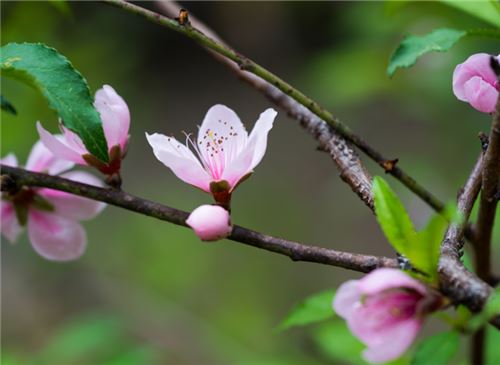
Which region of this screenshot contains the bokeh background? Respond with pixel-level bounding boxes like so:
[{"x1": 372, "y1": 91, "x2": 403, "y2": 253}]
[{"x1": 1, "y1": 1, "x2": 499, "y2": 364}]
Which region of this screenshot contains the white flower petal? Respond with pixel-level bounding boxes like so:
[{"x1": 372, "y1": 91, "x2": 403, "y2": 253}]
[{"x1": 146, "y1": 132, "x2": 211, "y2": 192}]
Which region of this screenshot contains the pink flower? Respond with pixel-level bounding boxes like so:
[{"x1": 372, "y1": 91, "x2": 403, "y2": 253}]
[
  {"x1": 37, "y1": 84, "x2": 130, "y2": 174},
  {"x1": 453, "y1": 53, "x2": 500, "y2": 113},
  {"x1": 333, "y1": 268, "x2": 442, "y2": 364},
  {"x1": 1, "y1": 141, "x2": 105, "y2": 261},
  {"x1": 146, "y1": 104, "x2": 277, "y2": 205},
  {"x1": 186, "y1": 204, "x2": 232, "y2": 241}
]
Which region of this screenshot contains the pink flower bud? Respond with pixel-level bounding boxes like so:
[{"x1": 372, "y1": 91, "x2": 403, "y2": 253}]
[
  {"x1": 186, "y1": 204, "x2": 232, "y2": 241},
  {"x1": 333, "y1": 268, "x2": 442, "y2": 364},
  {"x1": 453, "y1": 53, "x2": 500, "y2": 113},
  {"x1": 37, "y1": 84, "x2": 130, "y2": 174}
]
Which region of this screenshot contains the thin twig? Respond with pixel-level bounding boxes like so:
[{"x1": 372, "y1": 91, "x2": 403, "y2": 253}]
[
  {"x1": 103, "y1": 0, "x2": 444, "y2": 213},
  {"x1": 0, "y1": 164, "x2": 396, "y2": 273}
]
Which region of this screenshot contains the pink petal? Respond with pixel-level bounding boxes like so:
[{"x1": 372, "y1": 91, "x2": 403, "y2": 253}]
[
  {"x1": 40, "y1": 171, "x2": 106, "y2": 221},
  {"x1": 25, "y1": 139, "x2": 75, "y2": 175},
  {"x1": 37, "y1": 122, "x2": 87, "y2": 165},
  {"x1": 186, "y1": 204, "x2": 232, "y2": 241},
  {"x1": 247, "y1": 108, "x2": 277, "y2": 169},
  {"x1": 463, "y1": 76, "x2": 498, "y2": 113},
  {"x1": 362, "y1": 318, "x2": 421, "y2": 364},
  {"x1": 197, "y1": 104, "x2": 248, "y2": 173},
  {"x1": 358, "y1": 268, "x2": 427, "y2": 296},
  {"x1": 94, "y1": 85, "x2": 130, "y2": 150},
  {"x1": 28, "y1": 210, "x2": 86, "y2": 261},
  {"x1": 1, "y1": 201, "x2": 23, "y2": 243},
  {"x1": 333, "y1": 280, "x2": 361, "y2": 319},
  {"x1": 453, "y1": 53, "x2": 500, "y2": 101},
  {"x1": 1, "y1": 153, "x2": 18, "y2": 167},
  {"x1": 61, "y1": 124, "x2": 88, "y2": 155},
  {"x1": 146, "y1": 132, "x2": 211, "y2": 192},
  {"x1": 220, "y1": 108, "x2": 276, "y2": 188}
]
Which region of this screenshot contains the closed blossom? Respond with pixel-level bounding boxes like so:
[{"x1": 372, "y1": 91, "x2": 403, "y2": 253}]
[
  {"x1": 453, "y1": 53, "x2": 500, "y2": 113},
  {"x1": 37, "y1": 84, "x2": 130, "y2": 174}
]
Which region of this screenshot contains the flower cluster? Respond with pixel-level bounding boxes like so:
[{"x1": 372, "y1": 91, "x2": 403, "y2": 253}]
[{"x1": 1, "y1": 84, "x2": 130, "y2": 260}]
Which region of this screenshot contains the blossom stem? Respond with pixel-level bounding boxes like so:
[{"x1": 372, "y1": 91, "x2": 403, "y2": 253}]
[{"x1": 102, "y1": 0, "x2": 445, "y2": 214}]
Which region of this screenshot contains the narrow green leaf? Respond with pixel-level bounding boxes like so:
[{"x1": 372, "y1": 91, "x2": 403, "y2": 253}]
[
  {"x1": 1, "y1": 95, "x2": 17, "y2": 115},
  {"x1": 387, "y1": 28, "x2": 466, "y2": 77},
  {"x1": 0, "y1": 43, "x2": 109, "y2": 162},
  {"x1": 411, "y1": 331, "x2": 460, "y2": 365},
  {"x1": 279, "y1": 290, "x2": 335, "y2": 330},
  {"x1": 440, "y1": 0, "x2": 500, "y2": 27},
  {"x1": 373, "y1": 176, "x2": 416, "y2": 254},
  {"x1": 409, "y1": 213, "x2": 448, "y2": 282}
]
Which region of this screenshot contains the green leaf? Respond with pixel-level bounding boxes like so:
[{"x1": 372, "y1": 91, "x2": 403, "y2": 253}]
[
  {"x1": 373, "y1": 176, "x2": 416, "y2": 253},
  {"x1": 411, "y1": 331, "x2": 460, "y2": 365},
  {"x1": 279, "y1": 290, "x2": 335, "y2": 330},
  {"x1": 1, "y1": 95, "x2": 17, "y2": 115},
  {"x1": 387, "y1": 28, "x2": 466, "y2": 77},
  {"x1": 410, "y1": 213, "x2": 448, "y2": 282},
  {"x1": 1, "y1": 43, "x2": 109, "y2": 162},
  {"x1": 440, "y1": 0, "x2": 500, "y2": 28},
  {"x1": 373, "y1": 176, "x2": 450, "y2": 280}
]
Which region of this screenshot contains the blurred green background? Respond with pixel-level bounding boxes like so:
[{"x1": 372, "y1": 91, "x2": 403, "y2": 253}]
[{"x1": 1, "y1": 1, "x2": 499, "y2": 364}]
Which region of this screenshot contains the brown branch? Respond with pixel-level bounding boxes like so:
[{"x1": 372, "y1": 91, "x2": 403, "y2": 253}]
[
  {"x1": 0, "y1": 164, "x2": 396, "y2": 273},
  {"x1": 438, "y1": 155, "x2": 500, "y2": 330}
]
